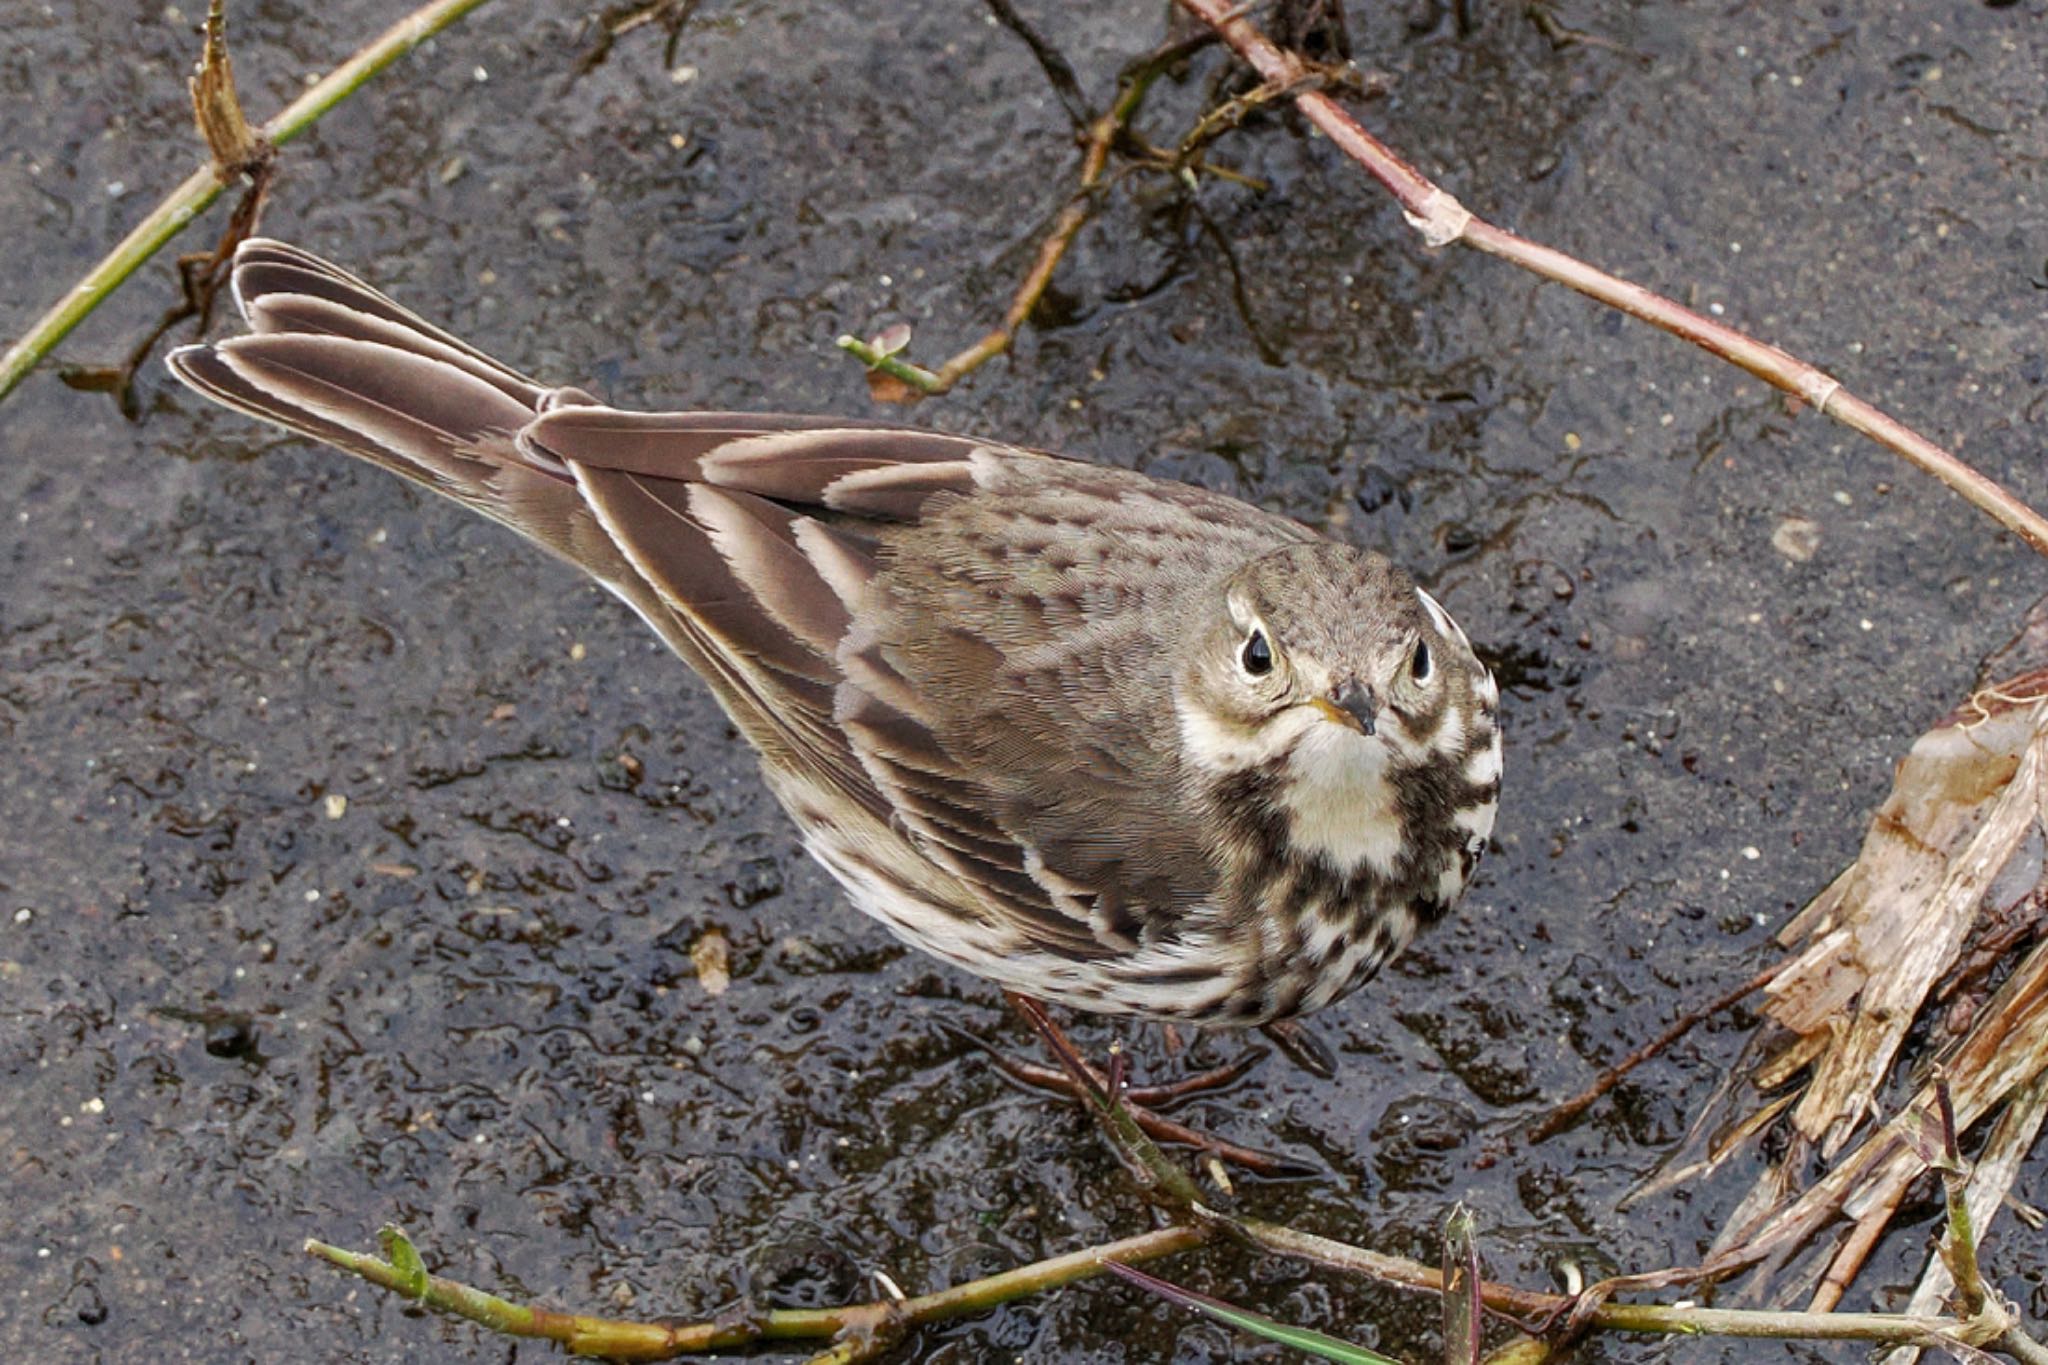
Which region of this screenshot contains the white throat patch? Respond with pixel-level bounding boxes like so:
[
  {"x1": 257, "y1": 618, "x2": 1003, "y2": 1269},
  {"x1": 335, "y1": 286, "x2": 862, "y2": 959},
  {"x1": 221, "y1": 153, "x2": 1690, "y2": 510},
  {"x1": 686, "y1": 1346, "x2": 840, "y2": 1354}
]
[{"x1": 1277, "y1": 724, "x2": 1404, "y2": 877}]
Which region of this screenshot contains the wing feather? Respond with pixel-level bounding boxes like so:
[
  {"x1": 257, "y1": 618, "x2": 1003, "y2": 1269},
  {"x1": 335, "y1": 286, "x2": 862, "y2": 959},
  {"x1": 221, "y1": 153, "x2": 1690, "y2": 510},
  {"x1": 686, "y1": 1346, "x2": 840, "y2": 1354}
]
[{"x1": 170, "y1": 239, "x2": 1280, "y2": 973}]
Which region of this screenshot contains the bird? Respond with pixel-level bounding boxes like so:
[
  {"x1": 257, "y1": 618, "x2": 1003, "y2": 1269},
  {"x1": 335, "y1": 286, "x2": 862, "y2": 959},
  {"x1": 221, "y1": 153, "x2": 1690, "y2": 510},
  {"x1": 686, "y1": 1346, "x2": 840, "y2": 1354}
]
[{"x1": 167, "y1": 239, "x2": 1501, "y2": 1033}]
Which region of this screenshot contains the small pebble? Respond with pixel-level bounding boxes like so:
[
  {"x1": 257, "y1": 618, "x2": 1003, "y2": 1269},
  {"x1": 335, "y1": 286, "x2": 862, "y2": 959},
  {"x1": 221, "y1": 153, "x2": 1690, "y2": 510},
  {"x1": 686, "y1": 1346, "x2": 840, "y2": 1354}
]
[{"x1": 1771, "y1": 515, "x2": 1822, "y2": 562}]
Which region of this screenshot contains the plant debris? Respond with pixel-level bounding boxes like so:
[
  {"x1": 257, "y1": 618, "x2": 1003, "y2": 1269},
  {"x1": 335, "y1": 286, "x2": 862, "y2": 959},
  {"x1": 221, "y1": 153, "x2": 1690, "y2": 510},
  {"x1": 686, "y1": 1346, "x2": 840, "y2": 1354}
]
[{"x1": 1638, "y1": 648, "x2": 2048, "y2": 1319}]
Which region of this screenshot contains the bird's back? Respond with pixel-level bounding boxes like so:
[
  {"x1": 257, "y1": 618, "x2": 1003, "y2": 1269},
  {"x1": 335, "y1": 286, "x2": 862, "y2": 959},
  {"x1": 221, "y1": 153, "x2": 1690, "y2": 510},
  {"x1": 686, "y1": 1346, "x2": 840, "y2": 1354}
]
[{"x1": 169, "y1": 239, "x2": 1341, "y2": 1021}]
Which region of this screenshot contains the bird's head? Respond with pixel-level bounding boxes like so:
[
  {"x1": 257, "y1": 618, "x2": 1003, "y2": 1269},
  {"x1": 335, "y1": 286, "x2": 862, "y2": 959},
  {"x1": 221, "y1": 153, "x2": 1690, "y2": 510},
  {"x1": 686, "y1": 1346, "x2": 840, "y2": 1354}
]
[{"x1": 1175, "y1": 542, "x2": 1500, "y2": 876}]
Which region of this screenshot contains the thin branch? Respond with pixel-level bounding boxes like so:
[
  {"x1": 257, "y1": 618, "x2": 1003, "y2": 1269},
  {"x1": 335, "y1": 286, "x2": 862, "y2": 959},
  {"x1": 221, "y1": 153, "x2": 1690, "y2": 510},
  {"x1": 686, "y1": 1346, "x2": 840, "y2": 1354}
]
[
  {"x1": 982, "y1": 0, "x2": 1090, "y2": 130},
  {"x1": 1810, "y1": 1178, "x2": 1910, "y2": 1314},
  {"x1": 0, "y1": 0, "x2": 496, "y2": 406},
  {"x1": 58, "y1": 2, "x2": 279, "y2": 416},
  {"x1": 1936, "y1": 1075, "x2": 1992, "y2": 1322},
  {"x1": 1169, "y1": 0, "x2": 2048, "y2": 559},
  {"x1": 308, "y1": 1221, "x2": 1210, "y2": 1360},
  {"x1": 842, "y1": 61, "x2": 1161, "y2": 400},
  {"x1": 571, "y1": 0, "x2": 700, "y2": 80},
  {"x1": 1526, "y1": 958, "x2": 1787, "y2": 1143},
  {"x1": 839, "y1": 30, "x2": 1223, "y2": 400},
  {"x1": 312, "y1": 1206, "x2": 2045, "y2": 1362},
  {"x1": 1004, "y1": 992, "x2": 1222, "y2": 1211},
  {"x1": 1443, "y1": 1206, "x2": 1483, "y2": 1365}
]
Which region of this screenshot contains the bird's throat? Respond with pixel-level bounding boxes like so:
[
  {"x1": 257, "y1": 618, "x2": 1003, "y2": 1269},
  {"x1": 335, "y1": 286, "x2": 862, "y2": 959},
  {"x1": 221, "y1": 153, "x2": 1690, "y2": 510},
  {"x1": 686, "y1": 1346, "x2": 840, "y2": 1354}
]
[{"x1": 1275, "y1": 726, "x2": 1405, "y2": 879}]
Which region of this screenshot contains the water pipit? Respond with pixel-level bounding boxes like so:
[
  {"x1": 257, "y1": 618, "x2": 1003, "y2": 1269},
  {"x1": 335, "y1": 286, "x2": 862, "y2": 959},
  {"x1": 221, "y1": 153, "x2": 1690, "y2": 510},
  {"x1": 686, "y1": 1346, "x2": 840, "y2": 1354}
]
[{"x1": 169, "y1": 240, "x2": 1501, "y2": 1067}]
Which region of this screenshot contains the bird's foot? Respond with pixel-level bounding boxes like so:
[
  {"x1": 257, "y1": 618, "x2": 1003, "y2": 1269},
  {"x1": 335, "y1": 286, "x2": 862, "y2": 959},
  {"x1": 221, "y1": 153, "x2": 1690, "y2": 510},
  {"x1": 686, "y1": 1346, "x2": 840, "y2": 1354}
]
[{"x1": 946, "y1": 999, "x2": 1318, "y2": 1179}]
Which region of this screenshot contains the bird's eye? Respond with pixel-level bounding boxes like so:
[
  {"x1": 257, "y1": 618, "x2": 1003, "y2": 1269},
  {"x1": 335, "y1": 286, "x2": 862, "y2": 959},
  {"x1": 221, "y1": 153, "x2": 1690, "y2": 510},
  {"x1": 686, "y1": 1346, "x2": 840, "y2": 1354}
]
[
  {"x1": 1410, "y1": 639, "x2": 1433, "y2": 683},
  {"x1": 1241, "y1": 629, "x2": 1273, "y2": 677}
]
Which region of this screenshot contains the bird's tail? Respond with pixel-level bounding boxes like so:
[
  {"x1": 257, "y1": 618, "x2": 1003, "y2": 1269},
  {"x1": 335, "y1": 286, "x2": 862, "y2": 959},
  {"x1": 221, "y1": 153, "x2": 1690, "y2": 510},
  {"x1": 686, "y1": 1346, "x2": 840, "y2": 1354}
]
[{"x1": 166, "y1": 239, "x2": 592, "y2": 536}]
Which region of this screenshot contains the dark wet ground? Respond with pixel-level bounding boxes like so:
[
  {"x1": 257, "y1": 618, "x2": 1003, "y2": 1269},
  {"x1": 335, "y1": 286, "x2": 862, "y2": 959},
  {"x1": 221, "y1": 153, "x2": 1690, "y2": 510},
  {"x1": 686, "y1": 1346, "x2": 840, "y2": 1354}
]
[{"x1": 5, "y1": 1, "x2": 2048, "y2": 1360}]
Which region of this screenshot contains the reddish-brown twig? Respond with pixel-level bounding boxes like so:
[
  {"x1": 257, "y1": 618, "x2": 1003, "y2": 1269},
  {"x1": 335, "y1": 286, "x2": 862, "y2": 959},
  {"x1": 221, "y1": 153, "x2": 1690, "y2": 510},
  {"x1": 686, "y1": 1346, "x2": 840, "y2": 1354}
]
[
  {"x1": 1526, "y1": 958, "x2": 1788, "y2": 1144},
  {"x1": 1172, "y1": 0, "x2": 2048, "y2": 559}
]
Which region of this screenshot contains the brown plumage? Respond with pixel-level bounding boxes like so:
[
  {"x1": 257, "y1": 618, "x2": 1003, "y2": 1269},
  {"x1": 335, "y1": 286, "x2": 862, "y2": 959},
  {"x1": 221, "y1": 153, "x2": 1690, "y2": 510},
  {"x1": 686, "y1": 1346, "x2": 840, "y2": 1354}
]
[{"x1": 169, "y1": 240, "x2": 1501, "y2": 1027}]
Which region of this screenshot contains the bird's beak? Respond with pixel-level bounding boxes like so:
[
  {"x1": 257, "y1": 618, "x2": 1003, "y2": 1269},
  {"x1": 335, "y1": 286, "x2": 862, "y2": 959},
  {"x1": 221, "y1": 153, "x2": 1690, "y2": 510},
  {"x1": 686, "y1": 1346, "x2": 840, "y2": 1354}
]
[{"x1": 1312, "y1": 681, "x2": 1379, "y2": 736}]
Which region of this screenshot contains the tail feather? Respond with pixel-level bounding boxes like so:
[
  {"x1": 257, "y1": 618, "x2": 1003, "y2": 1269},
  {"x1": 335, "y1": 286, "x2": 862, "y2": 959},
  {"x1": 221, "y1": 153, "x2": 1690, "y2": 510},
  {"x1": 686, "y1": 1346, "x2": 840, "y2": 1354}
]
[
  {"x1": 166, "y1": 239, "x2": 587, "y2": 532},
  {"x1": 239, "y1": 289, "x2": 545, "y2": 414},
  {"x1": 227, "y1": 239, "x2": 545, "y2": 405},
  {"x1": 166, "y1": 340, "x2": 397, "y2": 473},
  {"x1": 206, "y1": 331, "x2": 538, "y2": 494}
]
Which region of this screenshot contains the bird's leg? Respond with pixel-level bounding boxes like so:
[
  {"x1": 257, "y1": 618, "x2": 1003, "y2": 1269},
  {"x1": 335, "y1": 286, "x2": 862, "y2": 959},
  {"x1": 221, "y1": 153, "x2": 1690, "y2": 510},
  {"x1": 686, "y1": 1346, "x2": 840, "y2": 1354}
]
[
  {"x1": 979, "y1": 1045, "x2": 1266, "y2": 1108},
  {"x1": 993, "y1": 993, "x2": 1316, "y2": 1178}
]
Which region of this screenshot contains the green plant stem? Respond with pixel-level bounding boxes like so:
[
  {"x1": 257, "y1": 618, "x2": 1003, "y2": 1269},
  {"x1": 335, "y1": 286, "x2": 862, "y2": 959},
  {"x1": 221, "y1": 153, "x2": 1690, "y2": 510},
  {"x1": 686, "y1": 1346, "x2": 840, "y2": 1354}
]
[
  {"x1": 1935, "y1": 1077, "x2": 1992, "y2": 1322},
  {"x1": 0, "y1": 0, "x2": 495, "y2": 406},
  {"x1": 311, "y1": 1214, "x2": 2048, "y2": 1361},
  {"x1": 1234, "y1": 1219, "x2": 2033, "y2": 1350},
  {"x1": 832, "y1": 335, "x2": 944, "y2": 393},
  {"x1": 308, "y1": 1223, "x2": 1210, "y2": 1360}
]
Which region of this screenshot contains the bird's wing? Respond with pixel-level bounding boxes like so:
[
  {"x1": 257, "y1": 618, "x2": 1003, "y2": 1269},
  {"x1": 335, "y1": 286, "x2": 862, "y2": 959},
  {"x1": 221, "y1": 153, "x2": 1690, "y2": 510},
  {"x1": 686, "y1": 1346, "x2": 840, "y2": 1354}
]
[
  {"x1": 169, "y1": 238, "x2": 1294, "y2": 962},
  {"x1": 526, "y1": 408, "x2": 1301, "y2": 958}
]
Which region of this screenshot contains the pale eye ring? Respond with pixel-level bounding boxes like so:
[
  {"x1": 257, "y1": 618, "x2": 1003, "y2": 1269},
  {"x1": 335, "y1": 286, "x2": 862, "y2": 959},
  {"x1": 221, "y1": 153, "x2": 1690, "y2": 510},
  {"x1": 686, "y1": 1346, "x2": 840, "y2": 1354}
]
[
  {"x1": 1410, "y1": 639, "x2": 1433, "y2": 683},
  {"x1": 1241, "y1": 629, "x2": 1274, "y2": 677}
]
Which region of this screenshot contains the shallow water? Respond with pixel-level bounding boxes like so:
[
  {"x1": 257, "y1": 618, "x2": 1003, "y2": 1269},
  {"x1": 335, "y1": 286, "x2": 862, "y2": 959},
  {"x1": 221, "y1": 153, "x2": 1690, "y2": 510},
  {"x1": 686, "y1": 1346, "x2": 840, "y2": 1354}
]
[{"x1": 4, "y1": 2, "x2": 2046, "y2": 1359}]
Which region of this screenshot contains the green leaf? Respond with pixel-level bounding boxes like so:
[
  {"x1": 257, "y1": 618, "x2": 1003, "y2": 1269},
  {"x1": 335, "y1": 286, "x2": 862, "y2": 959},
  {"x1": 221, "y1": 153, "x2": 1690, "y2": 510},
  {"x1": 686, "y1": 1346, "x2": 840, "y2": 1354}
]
[
  {"x1": 1103, "y1": 1260, "x2": 1405, "y2": 1365},
  {"x1": 378, "y1": 1224, "x2": 429, "y2": 1300}
]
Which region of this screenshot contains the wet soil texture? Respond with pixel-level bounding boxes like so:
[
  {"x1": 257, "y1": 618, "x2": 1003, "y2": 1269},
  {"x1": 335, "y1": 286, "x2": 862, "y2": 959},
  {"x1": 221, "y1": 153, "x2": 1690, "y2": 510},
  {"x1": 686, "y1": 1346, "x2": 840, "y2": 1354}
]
[{"x1": 4, "y1": 1, "x2": 2046, "y2": 1360}]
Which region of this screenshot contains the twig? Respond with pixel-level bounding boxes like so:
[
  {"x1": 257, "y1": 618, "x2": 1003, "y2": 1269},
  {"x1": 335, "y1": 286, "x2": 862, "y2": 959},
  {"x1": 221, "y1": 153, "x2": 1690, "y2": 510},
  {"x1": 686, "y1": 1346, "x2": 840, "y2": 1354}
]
[
  {"x1": 837, "y1": 26, "x2": 1232, "y2": 402},
  {"x1": 310, "y1": 1199, "x2": 2044, "y2": 1360},
  {"x1": 572, "y1": 0, "x2": 699, "y2": 79},
  {"x1": 1523, "y1": 3, "x2": 1648, "y2": 60},
  {"x1": 839, "y1": 57, "x2": 1164, "y2": 400},
  {"x1": 1004, "y1": 992, "x2": 1220, "y2": 1211},
  {"x1": 1169, "y1": 0, "x2": 2048, "y2": 559},
  {"x1": 0, "y1": 0, "x2": 495, "y2": 406},
  {"x1": 982, "y1": 0, "x2": 1090, "y2": 130},
  {"x1": 308, "y1": 1221, "x2": 1210, "y2": 1360},
  {"x1": 1526, "y1": 958, "x2": 1787, "y2": 1143},
  {"x1": 1443, "y1": 1206, "x2": 1483, "y2": 1365},
  {"x1": 1231, "y1": 1218, "x2": 2020, "y2": 1351},
  {"x1": 1810, "y1": 1178, "x2": 1910, "y2": 1314},
  {"x1": 57, "y1": 0, "x2": 276, "y2": 417},
  {"x1": 1936, "y1": 1075, "x2": 1991, "y2": 1321},
  {"x1": 1190, "y1": 197, "x2": 1284, "y2": 365},
  {"x1": 836, "y1": 26, "x2": 1247, "y2": 402}
]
